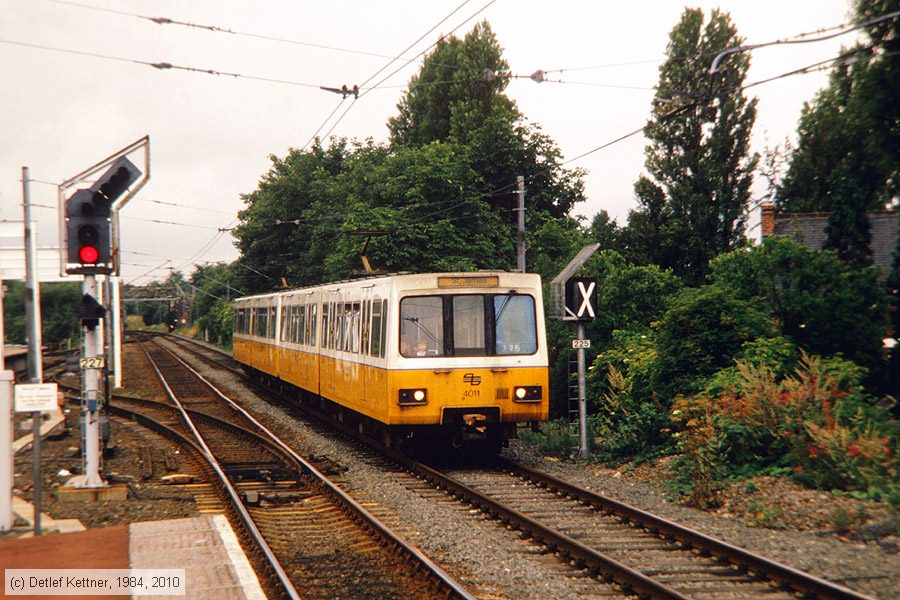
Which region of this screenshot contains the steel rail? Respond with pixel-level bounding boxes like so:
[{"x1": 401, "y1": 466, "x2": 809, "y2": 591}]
[
  {"x1": 151, "y1": 338, "x2": 477, "y2": 600},
  {"x1": 150, "y1": 333, "x2": 876, "y2": 600},
  {"x1": 174, "y1": 333, "x2": 685, "y2": 599},
  {"x1": 498, "y1": 458, "x2": 876, "y2": 600},
  {"x1": 136, "y1": 341, "x2": 303, "y2": 600},
  {"x1": 382, "y1": 448, "x2": 690, "y2": 600},
  {"x1": 109, "y1": 393, "x2": 301, "y2": 473}
]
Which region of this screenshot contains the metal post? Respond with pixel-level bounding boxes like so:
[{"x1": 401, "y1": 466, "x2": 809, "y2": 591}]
[
  {"x1": 79, "y1": 275, "x2": 106, "y2": 488},
  {"x1": 111, "y1": 277, "x2": 122, "y2": 389},
  {"x1": 576, "y1": 322, "x2": 590, "y2": 459},
  {"x1": 0, "y1": 273, "x2": 13, "y2": 530},
  {"x1": 0, "y1": 371, "x2": 13, "y2": 532},
  {"x1": 23, "y1": 166, "x2": 45, "y2": 534},
  {"x1": 516, "y1": 175, "x2": 525, "y2": 272},
  {"x1": 23, "y1": 167, "x2": 44, "y2": 384}
]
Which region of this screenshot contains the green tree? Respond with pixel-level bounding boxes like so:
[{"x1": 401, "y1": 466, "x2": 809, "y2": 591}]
[
  {"x1": 232, "y1": 140, "x2": 351, "y2": 292},
  {"x1": 389, "y1": 21, "x2": 584, "y2": 224},
  {"x1": 324, "y1": 141, "x2": 513, "y2": 275},
  {"x1": 1, "y1": 281, "x2": 81, "y2": 349},
  {"x1": 627, "y1": 8, "x2": 758, "y2": 283},
  {"x1": 653, "y1": 285, "x2": 774, "y2": 402},
  {"x1": 233, "y1": 22, "x2": 585, "y2": 289},
  {"x1": 777, "y1": 1, "x2": 899, "y2": 265},
  {"x1": 708, "y1": 237, "x2": 889, "y2": 371},
  {"x1": 589, "y1": 210, "x2": 624, "y2": 253},
  {"x1": 190, "y1": 262, "x2": 241, "y2": 346}
]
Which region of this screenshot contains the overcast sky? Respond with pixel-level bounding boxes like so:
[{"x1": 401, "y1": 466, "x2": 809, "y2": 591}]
[{"x1": 0, "y1": 0, "x2": 855, "y2": 285}]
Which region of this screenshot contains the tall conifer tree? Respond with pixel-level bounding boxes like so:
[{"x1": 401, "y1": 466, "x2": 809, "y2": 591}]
[{"x1": 627, "y1": 8, "x2": 757, "y2": 284}]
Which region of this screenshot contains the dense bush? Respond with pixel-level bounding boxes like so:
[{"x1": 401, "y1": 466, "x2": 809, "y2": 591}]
[
  {"x1": 708, "y1": 237, "x2": 889, "y2": 371},
  {"x1": 587, "y1": 330, "x2": 662, "y2": 459},
  {"x1": 652, "y1": 285, "x2": 775, "y2": 403},
  {"x1": 670, "y1": 352, "x2": 898, "y2": 507}
]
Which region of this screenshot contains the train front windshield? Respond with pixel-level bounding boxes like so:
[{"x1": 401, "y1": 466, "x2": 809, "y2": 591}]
[{"x1": 399, "y1": 294, "x2": 537, "y2": 357}]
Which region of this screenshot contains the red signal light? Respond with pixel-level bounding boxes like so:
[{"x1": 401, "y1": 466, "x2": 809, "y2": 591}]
[{"x1": 79, "y1": 245, "x2": 100, "y2": 263}]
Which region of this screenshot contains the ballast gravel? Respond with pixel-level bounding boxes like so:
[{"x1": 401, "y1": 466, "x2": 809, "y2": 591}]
[{"x1": 183, "y1": 346, "x2": 898, "y2": 600}]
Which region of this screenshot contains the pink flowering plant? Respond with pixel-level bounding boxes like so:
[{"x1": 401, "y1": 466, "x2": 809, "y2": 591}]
[{"x1": 671, "y1": 351, "x2": 898, "y2": 506}]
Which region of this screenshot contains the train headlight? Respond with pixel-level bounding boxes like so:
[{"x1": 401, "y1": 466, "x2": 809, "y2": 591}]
[
  {"x1": 513, "y1": 386, "x2": 542, "y2": 402},
  {"x1": 399, "y1": 388, "x2": 428, "y2": 405}
]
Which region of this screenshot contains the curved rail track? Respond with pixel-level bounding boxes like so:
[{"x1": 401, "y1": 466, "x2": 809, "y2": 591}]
[
  {"x1": 134, "y1": 333, "x2": 879, "y2": 600},
  {"x1": 120, "y1": 335, "x2": 476, "y2": 600}
]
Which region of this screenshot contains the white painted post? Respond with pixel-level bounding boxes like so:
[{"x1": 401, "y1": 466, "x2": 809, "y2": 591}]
[{"x1": 0, "y1": 371, "x2": 14, "y2": 532}]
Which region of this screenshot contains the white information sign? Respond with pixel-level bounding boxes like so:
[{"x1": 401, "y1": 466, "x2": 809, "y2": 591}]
[
  {"x1": 14, "y1": 383, "x2": 59, "y2": 413},
  {"x1": 571, "y1": 339, "x2": 591, "y2": 349}
]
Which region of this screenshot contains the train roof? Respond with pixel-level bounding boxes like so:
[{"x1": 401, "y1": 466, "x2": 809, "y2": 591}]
[{"x1": 233, "y1": 271, "x2": 542, "y2": 303}]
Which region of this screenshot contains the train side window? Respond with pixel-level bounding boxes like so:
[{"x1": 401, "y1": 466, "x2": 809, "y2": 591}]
[
  {"x1": 334, "y1": 303, "x2": 345, "y2": 351},
  {"x1": 400, "y1": 296, "x2": 444, "y2": 357},
  {"x1": 254, "y1": 308, "x2": 266, "y2": 337},
  {"x1": 329, "y1": 302, "x2": 338, "y2": 350},
  {"x1": 268, "y1": 306, "x2": 277, "y2": 339},
  {"x1": 361, "y1": 301, "x2": 370, "y2": 355},
  {"x1": 370, "y1": 299, "x2": 383, "y2": 358},
  {"x1": 296, "y1": 304, "x2": 308, "y2": 344},
  {"x1": 309, "y1": 304, "x2": 318, "y2": 347},
  {"x1": 321, "y1": 304, "x2": 330, "y2": 348},
  {"x1": 348, "y1": 302, "x2": 361, "y2": 353},
  {"x1": 281, "y1": 305, "x2": 291, "y2": 342},
  {"x1": 379, "y1": 299, "x2": 388, "y2": 357}
]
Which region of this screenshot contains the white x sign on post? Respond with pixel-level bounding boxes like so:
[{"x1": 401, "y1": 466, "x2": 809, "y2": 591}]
[
  {"x1": 576, "y1": 281, "x2": 596, "y2": 318},
  {"x1": 564, "y1": 277, "x2": 597, "y2": 321}
]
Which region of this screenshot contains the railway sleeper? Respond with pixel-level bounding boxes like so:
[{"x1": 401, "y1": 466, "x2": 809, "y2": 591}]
[{"x1": 219, "y1": 460, "x2": 297, "y2": 482}]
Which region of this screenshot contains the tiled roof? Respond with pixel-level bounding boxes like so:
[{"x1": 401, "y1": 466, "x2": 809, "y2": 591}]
[{"x1": 769, "y1": 210, "x2": 898, "y2": 280}]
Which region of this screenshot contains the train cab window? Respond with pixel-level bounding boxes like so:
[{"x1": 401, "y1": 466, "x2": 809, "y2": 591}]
[
  {"x1": 452, "y1": 295, "x2": 485, "y2": 357},
  {"x1": 494, "y1": 295, "x2": 537, "y2": 355},
  {"x1": 400, "y1": 297, "x2": 444, "y2": 357},
  {"x1": 400, "y1": 293, "x2": 537, "y2": 357}
]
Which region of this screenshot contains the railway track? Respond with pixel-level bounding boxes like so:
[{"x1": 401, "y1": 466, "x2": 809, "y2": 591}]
[
  {"x1": 138, "y1": 333, "x2": 882, "y2": 599},
  {"x1": 424, "y1": 459, "x2": 876, "y2": 599},
  {"x1": 125, "y1": 336, "x2": 475, "y2": 600}
]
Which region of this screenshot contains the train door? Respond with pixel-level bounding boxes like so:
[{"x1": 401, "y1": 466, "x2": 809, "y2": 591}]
[
  {"x1": 360, "y1": 286, "x2": 373, "y2": 408},
  {"x1": 319, "y1": 291, "x2": 337, "y2": 399}
]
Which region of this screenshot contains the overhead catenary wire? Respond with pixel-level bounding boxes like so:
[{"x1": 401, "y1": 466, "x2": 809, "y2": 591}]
[
  {"x1": 0, "y1": 37, "x2": 325, "y2": 89},
  {"x1": 42, "y1": 0, "x2": 453, "y2": 66},
  {"x1": 19, "y1": 6, "x2": 893, "y2": 281},
  {"x1": 710, "y1": 8, "x2": 900, "y2": 74},
  {"x1": 303, "y1": 0, "x2": 500, "y2": 149},
  {"x1": 175, "y1": 36, "x2": 887, "y2": 259},
  {"x1": 144, "y1": 198, "x2": 236, "y2": 215}
]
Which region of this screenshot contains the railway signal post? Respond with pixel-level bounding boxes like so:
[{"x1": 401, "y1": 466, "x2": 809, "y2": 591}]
[
  {"x1": 550, "y1": 243, "x2": 600, "y2": 460},
  {"x1": 62, "y1": 154, "x2": 142, "y2": 489}
]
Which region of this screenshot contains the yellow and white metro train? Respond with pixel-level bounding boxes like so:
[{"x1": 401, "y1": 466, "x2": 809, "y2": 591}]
[{"x1": 232, "y1": 271, "x2": 549, "y2": 451}]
